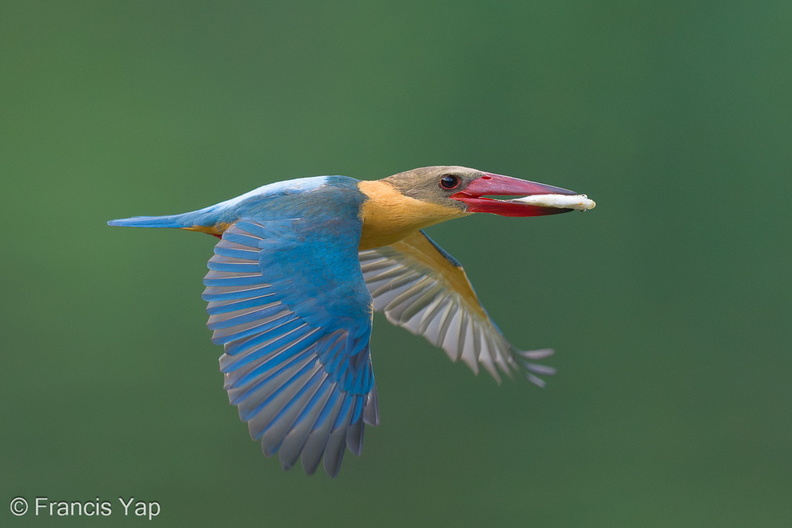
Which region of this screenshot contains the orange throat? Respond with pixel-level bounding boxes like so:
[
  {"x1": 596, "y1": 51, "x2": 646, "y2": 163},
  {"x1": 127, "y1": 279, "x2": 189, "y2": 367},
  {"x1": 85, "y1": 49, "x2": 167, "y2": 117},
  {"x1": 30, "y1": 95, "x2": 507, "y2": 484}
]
[{"x1": 357, "y1": 180, "x2": 468, "y2": 250}]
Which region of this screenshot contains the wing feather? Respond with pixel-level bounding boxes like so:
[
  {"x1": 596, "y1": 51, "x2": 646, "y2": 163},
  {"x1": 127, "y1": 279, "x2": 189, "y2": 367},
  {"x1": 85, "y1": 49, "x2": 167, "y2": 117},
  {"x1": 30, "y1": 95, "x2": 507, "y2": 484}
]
[
  {"x1": 204, "y1": 215, "x2": 376, "y2": 477},
  {"x1": 359, "y1": 230, "x2": 555, "y2": 385}
]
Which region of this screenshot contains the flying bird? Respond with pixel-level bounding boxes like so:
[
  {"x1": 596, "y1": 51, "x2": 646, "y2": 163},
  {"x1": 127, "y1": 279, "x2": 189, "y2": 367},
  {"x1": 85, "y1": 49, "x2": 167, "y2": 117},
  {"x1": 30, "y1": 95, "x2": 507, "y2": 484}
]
[{"x1": 108, "y1": 166, "x2": 595, "y2": 476}]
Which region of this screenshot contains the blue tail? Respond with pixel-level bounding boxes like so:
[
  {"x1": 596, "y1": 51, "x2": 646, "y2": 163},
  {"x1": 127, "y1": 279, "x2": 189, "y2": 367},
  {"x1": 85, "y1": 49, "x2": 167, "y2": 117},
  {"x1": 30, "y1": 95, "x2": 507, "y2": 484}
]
[
  {"x1": 107, "y1": 201, "x2": 229, "y2": 230},
  {"x1": 107, "y1": 214, "x2": 196, "y2": 229}
]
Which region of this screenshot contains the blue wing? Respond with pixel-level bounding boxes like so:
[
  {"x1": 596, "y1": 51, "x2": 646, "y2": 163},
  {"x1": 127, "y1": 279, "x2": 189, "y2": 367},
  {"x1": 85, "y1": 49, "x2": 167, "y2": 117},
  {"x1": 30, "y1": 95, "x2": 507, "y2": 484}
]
[{"x1": 203, "y1": 217, "x2": 377, "y2": 477}]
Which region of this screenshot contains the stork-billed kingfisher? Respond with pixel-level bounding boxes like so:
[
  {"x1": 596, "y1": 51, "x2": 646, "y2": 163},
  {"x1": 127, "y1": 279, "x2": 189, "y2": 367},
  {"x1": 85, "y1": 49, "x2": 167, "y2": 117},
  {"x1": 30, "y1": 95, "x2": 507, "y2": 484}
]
[{"x1": 108, "y1": 166, "x2": 595, "y2": 476}]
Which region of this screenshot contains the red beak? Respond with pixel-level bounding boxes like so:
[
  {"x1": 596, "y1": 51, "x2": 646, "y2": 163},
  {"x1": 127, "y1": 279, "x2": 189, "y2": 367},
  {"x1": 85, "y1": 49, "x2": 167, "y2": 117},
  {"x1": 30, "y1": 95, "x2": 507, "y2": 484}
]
[{"x1": 451, "y1": 172, "x2": 580, "y2": 217}]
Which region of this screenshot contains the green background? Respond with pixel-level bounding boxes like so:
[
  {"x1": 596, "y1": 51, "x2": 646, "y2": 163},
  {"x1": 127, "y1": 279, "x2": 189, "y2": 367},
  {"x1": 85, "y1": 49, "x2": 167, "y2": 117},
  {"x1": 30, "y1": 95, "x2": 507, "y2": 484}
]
[{"x1": 2, "y1": 1, "x2": 791, "y2": 526}]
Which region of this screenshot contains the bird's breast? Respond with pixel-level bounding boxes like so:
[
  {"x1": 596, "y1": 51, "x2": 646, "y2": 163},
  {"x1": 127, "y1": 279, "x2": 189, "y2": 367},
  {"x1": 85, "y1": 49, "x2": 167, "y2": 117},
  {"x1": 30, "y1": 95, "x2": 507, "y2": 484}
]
[{"x1": 357, "y1": 180, "x2": 468, "y2": 250}]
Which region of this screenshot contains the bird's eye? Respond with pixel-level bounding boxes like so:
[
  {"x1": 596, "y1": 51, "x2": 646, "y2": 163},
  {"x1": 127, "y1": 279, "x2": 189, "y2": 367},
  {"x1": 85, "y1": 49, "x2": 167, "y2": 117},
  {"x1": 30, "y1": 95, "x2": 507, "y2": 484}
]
[{"x1": 439, "y1": 175, "x2": 461, "y2": 190}]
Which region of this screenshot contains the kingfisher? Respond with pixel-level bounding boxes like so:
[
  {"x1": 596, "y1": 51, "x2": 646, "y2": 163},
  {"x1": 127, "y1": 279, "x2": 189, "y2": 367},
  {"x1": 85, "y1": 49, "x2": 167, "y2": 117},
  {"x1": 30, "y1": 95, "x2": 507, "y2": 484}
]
[{"x1": 108, "y1": 166, "x2": 595, "y2": 476}]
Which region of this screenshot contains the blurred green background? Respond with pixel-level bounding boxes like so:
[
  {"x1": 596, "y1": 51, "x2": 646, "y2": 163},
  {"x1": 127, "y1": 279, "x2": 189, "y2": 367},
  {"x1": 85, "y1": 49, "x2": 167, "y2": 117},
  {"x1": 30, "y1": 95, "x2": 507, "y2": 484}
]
[{"x1": 2, "y1": 1, "x2": 791, "y2": 526}]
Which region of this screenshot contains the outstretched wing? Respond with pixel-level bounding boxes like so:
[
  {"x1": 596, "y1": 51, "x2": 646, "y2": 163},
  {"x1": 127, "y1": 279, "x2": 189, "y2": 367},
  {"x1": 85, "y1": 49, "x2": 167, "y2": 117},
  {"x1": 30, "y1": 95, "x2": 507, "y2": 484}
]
[
  {"x1": 358, "y1": 230, "x2": 555, "y2": 385},
  {"x1": 203, "y1": 218, "x2": 377, "y2": 477}
]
